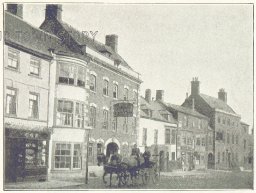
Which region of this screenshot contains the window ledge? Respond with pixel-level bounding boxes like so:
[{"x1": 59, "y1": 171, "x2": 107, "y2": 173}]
[
  {"x1": 5, "y1": 66, "x2": 21, "y2": 73},
  {"x1": 28, "y1": 74, "x2": 42, "y2": 79},
  {"x1": 57, "y1": 83, "x2": 86, "y2": 90}
]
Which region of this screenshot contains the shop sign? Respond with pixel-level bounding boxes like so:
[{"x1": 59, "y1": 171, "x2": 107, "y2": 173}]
[{"x1": 114, "y1": 102, "x2": 133, "y2": 117}]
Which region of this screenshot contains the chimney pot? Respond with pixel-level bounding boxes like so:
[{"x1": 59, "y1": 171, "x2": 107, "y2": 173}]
[
  {"x1": 156, "y1": 90, "x2": 164, "y2": 102},
  {"x1": 7, "y1": 4, "x2": 23, "y2": 19},
  {"x1": 105, "y1": 34, "x2": 118, "y2": 53},
  {"x1": 145, "y1": 89, "x2": 151, "y2": 103},
  {"x1": 45, "y1": 4, "x2": 62, "y2": 21}
]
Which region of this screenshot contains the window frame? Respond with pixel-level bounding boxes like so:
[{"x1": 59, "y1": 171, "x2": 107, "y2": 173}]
[
  {"x1": 7, "y1": 48, "x2": 20, "y2": 71},
  {"x1": 5, "y1": 87, "x2": 17, "y2": 116},
  {"x1": 113, "y1": 83, "x2": 118, "y2": 99},
  {"x1": 165, "y1": 128, "x2": 171, "y2": 144},
  {"x1": 30, "y1": 57, "x2": 41, "y2": 77},
  {"x1": 28, "y1": 92, "x2": 39, "y2": 119},
  {"x1": 102, "y1": 109, "x2": 109, "y2": 129},
  {"x1": 103, "y1": 79, "x2": 109, "y2": 96},
  {"x1": 90, "y1": 74, "x2": 97, "y2": 92}
]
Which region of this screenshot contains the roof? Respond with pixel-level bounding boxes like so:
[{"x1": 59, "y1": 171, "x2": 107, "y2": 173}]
[
  {"x1": 140, "y1": 97, "x2": 176, "y2": 123},
  {"x1": 165, "y1": 103, "x2": 208, "y2": 119},
  {"x1": 199, "y1": 94, "x2": 236, "y2": 114},
  {"x1": 4, "y1": 11, "x2": 62, "y2": 59}
]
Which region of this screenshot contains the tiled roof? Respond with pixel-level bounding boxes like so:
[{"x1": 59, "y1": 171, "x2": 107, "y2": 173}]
[
  {"x1": 200, "y1": 94, "x2": 236, "y2": 114},
  {"x1": 165, "y1": 103, "x2": 208, "y2": 119},
  {"x1": 4, "y1": 11, "x2": 62, "y2": 59},
  {"x1": 140, "y1": 97, "x2": 176, "y2": 123}
]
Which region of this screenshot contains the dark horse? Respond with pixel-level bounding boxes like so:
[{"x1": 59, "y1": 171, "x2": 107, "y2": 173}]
[{"x1": 97, "y1": 152, "x2": 149, "y2": 186}]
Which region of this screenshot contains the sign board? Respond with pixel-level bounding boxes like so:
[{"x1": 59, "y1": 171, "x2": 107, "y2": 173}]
[{"x1": 114, "y1": 102, "x2": 133, "y2": 117}]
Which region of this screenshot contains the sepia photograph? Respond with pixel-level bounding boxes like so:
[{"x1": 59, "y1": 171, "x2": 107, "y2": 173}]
[{"x1": 2, "y1": 2, "x2": 254, "y2": 190}]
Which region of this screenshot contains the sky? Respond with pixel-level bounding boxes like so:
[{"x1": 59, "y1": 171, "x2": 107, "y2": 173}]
[{"x1": 22, "y1": 3, "x2": 253, "y2": 130}]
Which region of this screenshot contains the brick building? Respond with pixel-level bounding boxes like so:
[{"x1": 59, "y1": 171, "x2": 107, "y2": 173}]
[
  {"x1": 139, "y1": 89, "x2": 177, "y2": 171},
  {"x1": 182, "y1": 77, "x2": 253, "y2": 170},
  {"x1": 4, "y1": 3, "x2": 141, "y2": 182}
]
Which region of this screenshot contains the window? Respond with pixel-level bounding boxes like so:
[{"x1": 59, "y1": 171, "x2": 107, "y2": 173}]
[
  {"x1": 236, "y1": 135, "x2": 239, "y2": 145},
  {"x1": 227, "y1": 133, "x2": 230, "y2": 144},
  {"x1": 133, "y1": 90, "x2": 138, "y2": 101},
  {"x1": 90, "y1": 74, "x2": 96, "y2": 91},
  {"x1": 165, "y1": 128, "x2": 171, "y2": 144},
  {"x1": 222, "y1": 118, "x2": 226, "y2": 124},
  {"x1": 113, "y1": 84, "x2": 118, "y2": 99},
  {"x1": 8, "y1": 48, "x2": 19, "y2": 70},
  {"x1": 201, "y1": 138, "x2": 205, "y2": 146},
  {"x1": 217, "y1": 152, "x2": 220, "y2": 164},
  {"x1": 77, "y1": 66, "x2": 85, "y2": 87},
  {"x1": 172, "y1": 152, "x2": 175, "y2": 160},
  {"x1": 227, "y1": 119, "x2": 230, "y2": 126},
  {"x1": 112, "y1": 118, "x2": 117, "y2": 131},
  {"x1": 124, "y1": 88, "x2": 129, "y2": 100},
  {"x1": 218, "y1": 117, "x2": 221, "y2": 123},
  {"x1": 97, "y1": 143, "x2": 103, "y2": 155},
  {"x1": 222, "y1": 152, "x2": 225, "y2": 162},
  {"x1": 29, "y1": 93, "x2": 39, "y2": 118},
  {"x1": 75, "y1": 102, "x2": 84, "y2": 128},
  {"x1": 196, "y1": 138, "x2": 200, "y2": 146},
  {"x1": 56, "y1": 100, "x2": 73, "y2": 126},
  {"x1": 58, "y1": 63, "x2": 86, "y2": 88},
  {"x1": 30, "y1": 57, "x2": 40, "y2": 76},
  {"x1": 88, "y1": 143, "x2": 93, "y2": 157},
  {"x1": 54, "y1": 143, "x2": 71, "y2": 169},
  {"x1": 123, "y1": 117, "x2": 128, "y2": 133},
  {"x1": 244, "y1": 139, "x2": 246, "y2": 150},
  {"x1": 73, "y1": 144, "x2": 81, "y2": 169},
  {"x1": 171, "y1": 129, "x2": 176, "y2": 144},
  {"x1": 143, "y1": 128, "x2": 147, "y2": 146},
  {"x1": 208, "y1": 135, "x2": 212, "y2": 145},
  {"x1": 154, "y1": 129, "x2": 158, "y2": 144},
  {"x1": 90, "y1": 106, "x2": 96, "y2": 128},
  {"x1": 184, "y1": 116, "x2": 188, "y2": 126},
  {"x1": 103, "y1": 110, "x2": 108, "y2": 129},
  {"x1": 232, "y1": 134, "x2": 234, "y2": 144},
  {"x1": 103, "y1": 80, "x2": 109, "y2": 96},
  {"x1": 198, "y1": 120, "x2": 202, "y2": 129},
  {"x1": 216, "y1": 132, "x2": 223, "y2": 140},
  {"x1": 192, "y1": 121, "x2": 195, "y2": 128},
  {"x1": 6, "y1": 88, "x2": 17, "y2": 115}
]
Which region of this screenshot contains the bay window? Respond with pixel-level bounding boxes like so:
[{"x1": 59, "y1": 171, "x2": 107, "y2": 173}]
[{"x1": 58, "y1": 63, "x2": 86, "y2": 88}]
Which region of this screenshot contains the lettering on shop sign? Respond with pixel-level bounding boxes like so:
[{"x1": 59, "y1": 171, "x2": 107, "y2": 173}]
[{"x1": 114, "y1": 103, "x2": 133, "y2": 117}]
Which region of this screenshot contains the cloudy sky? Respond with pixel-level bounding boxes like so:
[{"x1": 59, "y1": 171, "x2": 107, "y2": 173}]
[{"x1": 23, "y1": 3, "x2": 253, "y2": 130}]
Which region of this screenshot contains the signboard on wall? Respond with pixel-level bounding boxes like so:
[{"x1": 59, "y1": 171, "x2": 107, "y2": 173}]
[{"x1": 114, "y1": 102, "x2": 133, "y2": 117}]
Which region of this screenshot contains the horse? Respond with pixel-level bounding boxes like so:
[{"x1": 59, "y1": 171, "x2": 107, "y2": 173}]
[{"x1": 97, "y1": 152, "x2": 147, "y2": 186}]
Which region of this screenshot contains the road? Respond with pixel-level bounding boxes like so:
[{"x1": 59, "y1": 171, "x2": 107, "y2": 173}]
[{"x1": 59, "y1": 170, "x2": 253, "y2": 189}]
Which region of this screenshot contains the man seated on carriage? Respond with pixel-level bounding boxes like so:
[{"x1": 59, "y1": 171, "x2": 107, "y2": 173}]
[{"x1": 109, "y1": 149, "x2": 122, "y2": 167}]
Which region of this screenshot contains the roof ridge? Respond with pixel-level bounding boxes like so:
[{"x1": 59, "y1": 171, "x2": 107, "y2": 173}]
[{"x1": 5, "y1": 11, "x2": 60, "y2": 40}]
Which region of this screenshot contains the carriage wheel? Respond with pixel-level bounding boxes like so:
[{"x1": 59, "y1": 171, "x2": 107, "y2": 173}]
[{"x1": 119, "y1": 171, "x2": 130, "y2": 186}]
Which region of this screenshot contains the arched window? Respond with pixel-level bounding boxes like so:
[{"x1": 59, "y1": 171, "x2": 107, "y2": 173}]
[
  {"x1": 103, "y1": 80, "x2": 109, "y2": 96},
  {"x1": 90, "y1": 74, "x2": 96, "y2": 91}
]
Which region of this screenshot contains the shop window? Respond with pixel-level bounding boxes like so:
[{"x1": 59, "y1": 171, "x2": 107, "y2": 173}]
[
  {"x1": 54, "y1": 143, "x2": 71, "y2": 169},
  {"x1": 30, "y1": 57, "x2": 40, "y2": 76},
  {"x1": 154, "y1": 129, "x2": 158, "y2": 144},
  {"x1": 113, "y1": 83, "x2": 118, "y2": 99},
  {"x1": 6, "y1": 87, "x2": 17, "y2": 115},
  {"x1": 90, "y1": 106, "x2": 96, "y2": 128},
  {"x1": 90, "y1": 74, "x2": 96, "y2": 91},
  {"x1": 165, "y1": 128, "x2": 171, "y2": 144},
  {"x1": 58, "y1": 63, "x2": 86, "y2": 88},
  {"x1": 73, "y1": 144, "x2": 81, "y2": 169},
  {"x1": 102, "y1": 110, "x2": 109, "y2": 129},
  {"x1": 143, "y1": 128, "x2": 147, "y2": 146},
  {"x1": 75, "y1": 103, "x2": 84, "y2": 128},
  {"x1": 29, "y1": 93, "x2": 39, "y2": 119},
  {"x1": 8, "y1": 48, "x2": 19, "y2": 70},
  {"x1": 103, "y1": 80, "x2": 109, "y2": 96},
  {"x1": 124, "y1": 88, "x2": 129, "y2": 100},
  {"x1": 56, "y1": 100, "x2": 73, "y2": 126}
]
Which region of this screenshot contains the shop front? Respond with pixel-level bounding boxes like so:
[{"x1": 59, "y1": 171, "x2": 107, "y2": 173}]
[{"x1": 5, "y1": 128, "x2": 50, "y2": 182}]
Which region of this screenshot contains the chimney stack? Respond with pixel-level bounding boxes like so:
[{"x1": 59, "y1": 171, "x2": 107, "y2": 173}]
[
  {"x1": 105, "y1": 34, "x2": 118, "y2": 53},
  {"x1": 156, "y1": 90, "x2": 164, "y2": 102},
  {"x1": 145, "y1": 89, "x2": 151, "y2": 103},
  {"x1": 7, "y1": 4, "x2": 23, "y2": 19},
  {"x1": 218, "y1": 88, "x2": 227, "y2": 103},
  {"x1": 191, "y1": 77, "x2": 200, "y2": 96},
  {"x1": 45, "y1": 4, "x2": 62, "y2": 21}
]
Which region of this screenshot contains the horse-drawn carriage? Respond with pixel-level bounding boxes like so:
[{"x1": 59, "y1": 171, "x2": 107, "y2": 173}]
[{"x1": 97, "y1": 151, "x2": 160, "y2": 187}]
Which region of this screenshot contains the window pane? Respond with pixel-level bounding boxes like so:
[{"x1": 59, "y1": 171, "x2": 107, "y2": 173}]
[{"x1": 8, "y1": 50, "x2": 19, "y2": 69}]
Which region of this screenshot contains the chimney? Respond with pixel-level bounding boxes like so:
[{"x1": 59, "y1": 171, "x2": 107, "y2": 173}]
[
  {"x1": 45, "y1": 4, "x2": 62, "y2": 21},
  {"x1": 145, "y1": 89, "x2": 151, "y2": 103},
  {"x1": 191, "y1": 77, "x2": 200, "y2": 96},
  {"x1": 105, "y1": 34, "x2": 118, "y2": 53},
  {"x1": 156, "y1": 90, "x2": 164, "y2": 102},
  {"x1": 218, "y1": 88, "x2": 227, "y2": 103},
  {"x1": 7, "y1": 4, "x2": 23, "y2": 19}
]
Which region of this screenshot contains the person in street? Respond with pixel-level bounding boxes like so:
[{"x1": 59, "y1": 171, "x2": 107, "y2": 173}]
[
  {"x1": 143, "y1": 146, "x2": 151, "y2": 167},
  {"x1": 131, "y1": 144, "x2": 140, "y2": 166}
]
